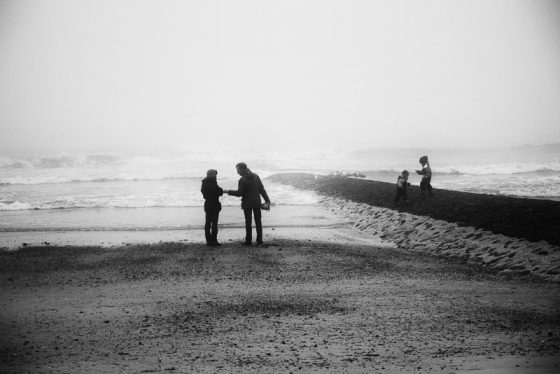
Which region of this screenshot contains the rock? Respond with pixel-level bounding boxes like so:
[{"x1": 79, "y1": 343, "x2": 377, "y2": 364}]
[{"x1": 319, "y1": 195, "x2": 560, "y2": 282}]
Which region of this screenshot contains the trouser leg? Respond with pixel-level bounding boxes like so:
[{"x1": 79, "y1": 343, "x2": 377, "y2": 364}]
[
  {"x1": 244, "y1": 208, "x2": 253, "y2": 243},
  {"x1": 204, "y1": 211, "x2": 212, "y2": 243},
  {"x1": 395, "y1": 188, "x2": 403, "y2": 203},
  {"x1": 254, "y1": 208, "x2": 262, "y2": 244},
  {"x1": 420, "y1": 180, "x2": 427, "y2": 194},
  {"x1": 426, "y1": 177, "x2": 433, "y2": 194},
  {"x1": 210, "y1": 210, "x2": 219, "y2": 243}
]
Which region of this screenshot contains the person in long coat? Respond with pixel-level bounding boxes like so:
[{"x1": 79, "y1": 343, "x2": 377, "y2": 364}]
[{"x1": 226, "y1": 162, "x2": 271, "y2": 245}]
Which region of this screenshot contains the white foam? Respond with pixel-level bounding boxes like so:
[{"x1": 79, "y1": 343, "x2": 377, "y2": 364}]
[{"x1": 0, "y1": 201, "x2": 33, "y2": 211}]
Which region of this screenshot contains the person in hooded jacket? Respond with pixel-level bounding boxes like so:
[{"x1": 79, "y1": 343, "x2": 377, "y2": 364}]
[
  {"x1": 225, "y1": 162, "x2": 271, "y2": 245},
  {"x1": 394, "y1": 170, "x2": 411, "y2": 204},
  {"x1": 201, "y1": 169, "x2": 224, "y2": 246}
]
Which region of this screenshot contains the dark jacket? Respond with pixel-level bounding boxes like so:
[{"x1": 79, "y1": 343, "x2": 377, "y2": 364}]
[
  {"x1": 201, "y1": 177, "x2": 223, "y2": 212},
  {"x1": 228, "y1": 170, "x2": 270, "y2": 210}
]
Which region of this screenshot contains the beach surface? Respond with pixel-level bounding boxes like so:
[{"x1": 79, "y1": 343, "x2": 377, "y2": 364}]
[{"x1": 1, "y1": 173, "x2": 560, "y2": 373}]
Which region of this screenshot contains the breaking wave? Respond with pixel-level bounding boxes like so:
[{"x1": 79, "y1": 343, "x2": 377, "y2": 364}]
[{"x1": 1, "y1": 146, "x2": 560, "y2": 212}]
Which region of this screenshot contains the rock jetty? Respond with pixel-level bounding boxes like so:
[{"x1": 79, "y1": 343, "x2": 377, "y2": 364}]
[{"x1": 269, "y1": 173, "x2": 560, "y2": 282}]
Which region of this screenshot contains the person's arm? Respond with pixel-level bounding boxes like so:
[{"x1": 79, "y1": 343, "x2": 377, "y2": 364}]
[
  {"x1": 217, "y1": 185, "x2": 224, "y2": 196},
  {"x1": 227, "y1": 179, "x2": 246, "y2": 197},
  {"x1": 258, "y1": 178, "x2": 271, "y2": 204},
  {"x1": 416, "y1": 168, "x2": 425, "y2": 176}
]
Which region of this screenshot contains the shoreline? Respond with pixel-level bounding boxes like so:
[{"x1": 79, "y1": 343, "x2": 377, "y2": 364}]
[
  {"x1": 0, "y1": 225, "x2": 387, "y2": 251},
  {"x1": 0, "y1": 204, "x2": 352, "y2": 249}
]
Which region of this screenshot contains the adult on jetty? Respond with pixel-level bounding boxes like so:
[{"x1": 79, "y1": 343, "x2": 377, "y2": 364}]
[
  {"x1": 200, "y1": 169, "x2": 224, "y2": 246},
  {"x1": 416, "y1": 155, "x2": 433, "y2": 196},
  {"x1": 225, "y1": 162, "x2": 271, "y2": 246}
]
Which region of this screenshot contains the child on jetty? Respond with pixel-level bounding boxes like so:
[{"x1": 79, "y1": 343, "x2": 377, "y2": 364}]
[
  {"x1": 394, "y1": 170, "x2": 411, "y2": 204},
  {"x1": 201, "y1": 169, "x2": 224, "y2": 246},
  {"x1": 416, "y1": 155, "x2": 433, "y2": 196}
]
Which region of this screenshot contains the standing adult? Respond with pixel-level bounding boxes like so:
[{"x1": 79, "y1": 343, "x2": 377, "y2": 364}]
[
  {"x1": 201, "y1": 169, "x2": 224, "y2": 246},
  {"x1": 225, "y1": 162, "x2": 271, "y2": 246}
]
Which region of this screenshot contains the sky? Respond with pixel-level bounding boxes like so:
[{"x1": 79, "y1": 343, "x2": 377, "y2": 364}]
[{"x1": 1, "y1": 0, "x2": 559, "y2": 153}]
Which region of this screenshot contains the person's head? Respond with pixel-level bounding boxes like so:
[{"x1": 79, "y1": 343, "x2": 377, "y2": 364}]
[
  {"x1": 419, "y1": 155, "x2": 428, "y2": 166},
  {"x1": 206, "y1": 169, "x2": 218, "y2": 179},
  {"x1": 236, "y1": 162, "x2": 248, "y2": 176},
  {"x1": 402, "y1": 170, "x2": 409, "y2": 178}
]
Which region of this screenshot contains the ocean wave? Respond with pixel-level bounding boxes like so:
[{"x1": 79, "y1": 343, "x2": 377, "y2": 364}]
[
  {"x1": 512, "y1": 168, "x2": 560, "y2": 175},
  {"x1": 363, "y1": 165, "x2": 560, "y2": 177},
  {"x1": 0, "y1": 153, "x2": 124, "y2": 169},
  {"x1": 0, "y1": 175, "x2": 204, "y2": 185},
  {"x1": 435, "y1": 162, "x2": 560, "y2": 175},
  {"x1": 0, "y1": 203, "x2": 197, "y2": 211},
  {"x1": 0, "y1": 201, "x2": 33, "y2": 211},
  {"x1": 0, "y1": 201, "x2": 206, "y2": 211}
]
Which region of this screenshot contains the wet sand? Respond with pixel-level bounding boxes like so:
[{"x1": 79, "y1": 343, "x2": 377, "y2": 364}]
[{"x1": 0, "y1": 204, "x2": 352, "y2": 249}]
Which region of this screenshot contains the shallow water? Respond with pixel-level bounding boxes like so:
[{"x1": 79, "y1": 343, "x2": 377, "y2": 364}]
[{"x1": 0, "y1": 204, "x2": 358, "y2": 249}]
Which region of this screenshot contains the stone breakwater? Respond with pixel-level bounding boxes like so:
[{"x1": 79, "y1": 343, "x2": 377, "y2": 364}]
[{"x1": 318, "y1": 196, "x2": 560, "y2": 282}]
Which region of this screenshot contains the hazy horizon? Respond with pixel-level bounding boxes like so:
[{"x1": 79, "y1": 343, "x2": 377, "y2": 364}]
[
  {"x1": 1, "y1": 0, "x2": 560, "y2": 153},
  {"x1": 2, "y1": 140, "x2": 560, "y2": 158}
]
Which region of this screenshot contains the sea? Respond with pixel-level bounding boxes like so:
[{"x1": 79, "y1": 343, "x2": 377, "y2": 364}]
[{"x1": 1, "y1": 144, "x2": 559, "y2": 238}]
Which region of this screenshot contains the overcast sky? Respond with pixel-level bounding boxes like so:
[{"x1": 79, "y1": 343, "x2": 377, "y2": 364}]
[{"x1": 1, "y1": 0, "x2": 559, "y2": 153}]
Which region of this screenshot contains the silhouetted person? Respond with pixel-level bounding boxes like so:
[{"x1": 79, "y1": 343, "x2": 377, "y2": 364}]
[
  {"x1": 395, "y1": 170, "x2": 411, "y2": 204},
  {"x1": 416, "y1": 155, "x2": 433, "y2": 196},
  {"x1": 225, "y1": 162, "x2": 271, "y2": 245},
  {"x1": 201, "y1": 169, "x2": 223, "y2": 246}
]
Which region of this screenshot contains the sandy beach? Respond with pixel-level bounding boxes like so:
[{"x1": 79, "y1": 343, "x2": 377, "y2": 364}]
[{"x1": 1, "y1": 174, "x2": 560, "y2": 373}]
